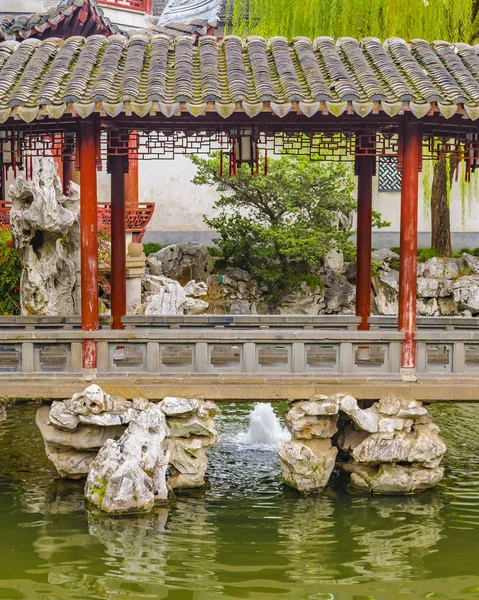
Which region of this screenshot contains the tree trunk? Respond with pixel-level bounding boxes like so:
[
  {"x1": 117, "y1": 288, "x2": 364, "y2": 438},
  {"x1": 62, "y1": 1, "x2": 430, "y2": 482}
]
[{"x1": 430, "y1": 157, "x2": 453, "y2": 257}]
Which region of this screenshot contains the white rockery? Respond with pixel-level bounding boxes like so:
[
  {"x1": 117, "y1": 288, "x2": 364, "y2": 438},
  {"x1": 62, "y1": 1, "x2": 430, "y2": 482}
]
[
  {"x1": 9, "y1": 156, "x2": 80, "y2": 315},
  {"x1": 278, "y1": 392, "x2": 446, "y2": 495},
  {"x1": 36, "y1": 386, "x2": 221, "y2": 513}
]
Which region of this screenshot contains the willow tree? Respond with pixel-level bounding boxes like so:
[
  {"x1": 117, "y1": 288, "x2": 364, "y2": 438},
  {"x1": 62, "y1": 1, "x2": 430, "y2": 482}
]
[{"x1": 226, "y1": 0, "x2": 479, "y2": 256}]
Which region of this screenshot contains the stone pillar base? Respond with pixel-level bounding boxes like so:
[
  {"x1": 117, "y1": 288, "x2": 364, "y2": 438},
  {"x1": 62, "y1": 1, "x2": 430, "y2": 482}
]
[{"x1": 400, "y1": 367, "x2": 417, "y2": 382}]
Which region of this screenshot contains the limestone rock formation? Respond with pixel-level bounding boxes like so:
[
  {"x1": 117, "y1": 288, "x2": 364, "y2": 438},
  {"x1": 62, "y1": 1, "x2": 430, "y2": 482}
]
[
  {"x1": 85, "y1": 405, "x2": 170, "y2": 514},
  {"x1": 36, "y1": 385, "x2": 150, "y2": 478},
  {"x1": 142, "y1": 275, "x2": 187, "y2": 315},
  {"x1": 452, "y1": 276, "x2": 479, "y2": 313},
  {"x1": 159, "y1": 396, "x2": 220, "y2": 490},
  {"x1": 36, "y1": 404, "x2": 126, "y2": 479},
  {"x1": 372, "y1": 269, "x2": 399, "y2": 315},
  {"x1": 138, "y1": 275, "x2": 209, "y2": 315},
  {"x1": 278, "y1": 394, "x2": 339, "y2": 493},
  {"x1": 278, "y1": 440, "x2": 337, "y2": 493},
  {"x1": 344, "y1": 462, "x2": 444, "y2": 494},
  {"x1": 351, "y1": 423, "x2": 446, "y2": 468},
  {"x1": 38, "y1": 386, "x2": 221, "y2": 496},
  {"x1": 337, "y1": 393, "x2": 445, "y2": 494},
  {"x1": 9, "y1": 156, "x2": 80, "y2": 315},
  {"x1": 147, "y1": 243, "x2": 213, "y2": 283}
]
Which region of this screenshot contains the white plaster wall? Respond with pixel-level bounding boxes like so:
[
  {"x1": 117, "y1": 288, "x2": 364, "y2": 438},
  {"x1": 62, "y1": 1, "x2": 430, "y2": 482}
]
[{"x1": 372, "y1": 172, "x2": 479, "y2": 234}]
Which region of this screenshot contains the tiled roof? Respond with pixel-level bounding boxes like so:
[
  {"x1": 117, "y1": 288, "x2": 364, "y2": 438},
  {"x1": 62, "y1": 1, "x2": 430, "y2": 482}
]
[
  {"x1": 2, "y1": 34, "x2": 479, "y2": 123},
  {"x1": 0, "y1": 0, "x2": 121, "y2": 41}
]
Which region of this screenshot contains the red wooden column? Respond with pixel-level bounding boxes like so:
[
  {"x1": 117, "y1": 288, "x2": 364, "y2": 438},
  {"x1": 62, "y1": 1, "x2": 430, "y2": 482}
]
[
  {"x1": 79, "y1": 119, "x2": 100, "y2": 369},
  {"x1": 109, "y1": 154, "x2": 127, "y2": 330},
  {"x1": 398, "y1": 119, "x2": 422, "y2": 377},
  {"x1": 62, "y1": 159, "x2": 75, "y2": 196},
  {"x1": 355, "y1": 153, "x2": 375, "y2": 331},
  {"x1": 126, "y1": 131, "x2": 139, "y2": 204}
]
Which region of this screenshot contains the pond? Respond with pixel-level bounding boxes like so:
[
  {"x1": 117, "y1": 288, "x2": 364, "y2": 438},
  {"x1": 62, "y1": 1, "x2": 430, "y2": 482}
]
[{"x1": 1, "y1": 402, "x2": 479, "y2": 600}]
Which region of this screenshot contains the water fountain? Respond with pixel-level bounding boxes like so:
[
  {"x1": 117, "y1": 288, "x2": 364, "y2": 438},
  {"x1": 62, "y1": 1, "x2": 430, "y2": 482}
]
[{"x1": 235, "y1": 403, "x2": 290, "y2": 449}]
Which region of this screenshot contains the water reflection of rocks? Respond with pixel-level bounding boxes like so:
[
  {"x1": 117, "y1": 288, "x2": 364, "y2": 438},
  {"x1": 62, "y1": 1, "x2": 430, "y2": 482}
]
[{"x1": 341, "y1": 495, "x2": 444, "y2": 582}]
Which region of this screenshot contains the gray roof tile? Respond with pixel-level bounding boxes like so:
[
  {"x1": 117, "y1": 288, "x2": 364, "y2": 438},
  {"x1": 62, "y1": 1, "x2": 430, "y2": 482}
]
[{"x1": 2, "y1": 34, "x2": 479, "y2": 122}]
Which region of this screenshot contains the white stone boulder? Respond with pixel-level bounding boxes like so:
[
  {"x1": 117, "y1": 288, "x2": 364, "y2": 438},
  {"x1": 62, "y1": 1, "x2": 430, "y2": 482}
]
[
  {"x1": 278, "y1": 440, "x2": 337, "y2": 493},
  {"x1": 37, "y1": 405, "x2": 125, "y2": 451},
  {"x1": 290, "y1": 395, "x2": 340, "y2": 417},
  {"x1": 422, "y1": 257, "x2": 462, "y2": 279},
  {"x1": 147, "y1": 243, "x2": 212, "y2": 282},
  {"x1": 36, "y1": 404, "x2": 126, "y2": 479},
  {"x1": 371, "y1": 248, "x2": 399, "y2": 264},
  {"x1": 183, "y1": 280, "x2": 208, "y2": 297},
  {"x1": 44, "y1": 444, "x2": 97, "y2": 480},
  {"x1": 167, "y1": 437, "x2": 215, "y2": 489},
  {"x1": 160, "y1": 396, "x2": 199, "y2": 417},
  {"x1": 284, "y1": 412, "x2": 339, "y2": 440},
  {"x1": 351, "y1": 422, "x2": 446, "y2": 468},
  {"x1": 85, "y1": 405, "x2": 170, "y2": 514},
  {"x1": 142, "y1": 275, "x2": 187, "y2": 315},
  {"x1": 183, "y1": 297, "x2": 209, "y2": 314},
  {"x1": 372, "y1": 269, "x2": 399, "y2": 315},
  {"x1": 167, "y1": 415, "x2": 217, "y2": 439},
  {"x1": 452, "y1": 276, "x2": 479, "y2": 313},
  {"x1": 70, "y1": 384, "x2": 113, "y2": 415},
  {"x1": 344, "y1": 462, "x2": 444, "y2": 494},
  {"x1": 463, "y1": 253, "x2": 479, "y2": 274}
]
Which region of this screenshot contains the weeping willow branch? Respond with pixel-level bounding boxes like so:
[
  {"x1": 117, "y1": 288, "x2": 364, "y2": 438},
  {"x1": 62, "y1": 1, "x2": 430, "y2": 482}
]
[{"x1": 228, "y1": 0, "x2": 477, "y2": 42}]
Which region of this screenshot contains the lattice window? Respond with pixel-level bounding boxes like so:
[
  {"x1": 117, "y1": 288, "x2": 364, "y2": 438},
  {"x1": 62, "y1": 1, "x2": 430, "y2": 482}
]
[{"x1": 378, "y1": 155, "x2": 402, "y2": 192}]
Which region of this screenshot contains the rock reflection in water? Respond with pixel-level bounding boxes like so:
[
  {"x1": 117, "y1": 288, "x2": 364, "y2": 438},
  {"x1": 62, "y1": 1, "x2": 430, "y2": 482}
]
[
  {"x1": 343, "y1": 496, "x2": 443, "y2": 582},
  {"x1": 277, "y1": 495, "x2": 339, "y2": 583}
]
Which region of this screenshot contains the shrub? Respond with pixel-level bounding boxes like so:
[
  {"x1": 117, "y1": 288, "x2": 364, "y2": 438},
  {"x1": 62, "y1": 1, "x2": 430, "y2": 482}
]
[
  {"x1": 192, "y1": 154, "x2": 356, "y2": 301},
  {"x1": 0, "y1": 226, "x2": 20, "y2": 315},
  {"x1": 143, "y1": 242, "x2": 166, "y2": 256},
  {"x1": 417, "y1": 248, "x2": 439, "y2": 262}
]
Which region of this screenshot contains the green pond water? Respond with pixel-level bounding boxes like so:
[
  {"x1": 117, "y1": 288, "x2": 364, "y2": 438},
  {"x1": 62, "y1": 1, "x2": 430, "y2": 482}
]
[{"x1": 1, "y1": 402, "x2": 479, "y2": 600}]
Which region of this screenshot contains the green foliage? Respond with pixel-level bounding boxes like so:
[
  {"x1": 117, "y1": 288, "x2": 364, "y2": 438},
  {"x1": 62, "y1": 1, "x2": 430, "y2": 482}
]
[
  {"x1": 372, "y1": 210, "x2": 391, "y2": 229},
  {"x1": 418, "y1": 247, "x2": 440, "y2": 262},
  {"x1": 389, "y1": 259, "x2": 400, "y2": 271},
  {"x1": 143, "y1": 242, "x2": 166, "y2": 256},
  {"x1": 456, "y1": 247, "x2": 479, "y2": 257},
  {"x1": 192, "y1": 153, "x2": 355, "y2": 301},
  {"x1": 226, "y1": 0, "x2": 477, "y2": 43},
  {"x1": 301, "y1": 274, "x2": 324, "y2": 291},
  {"x1": 390, "y1": 246, "x2": 401, "y2": 255},
  {"x1": 207, "y1": 245, "x2": 223, "y2": 257},
  {"x1": 371, "y1": 261, "x2": 383, "y2": 276},
  {"x1": 0, "y1": 226, "x2": 20, "y2": 315}
]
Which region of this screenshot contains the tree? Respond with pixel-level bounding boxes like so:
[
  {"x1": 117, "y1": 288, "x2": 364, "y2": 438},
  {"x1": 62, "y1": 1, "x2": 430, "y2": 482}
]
[
  {"x1": 226, "y1": 0, "x2": 479, "y2": 257},
  {"x1": 191, "y1": 154, "x2": 355, "y2": 301}
]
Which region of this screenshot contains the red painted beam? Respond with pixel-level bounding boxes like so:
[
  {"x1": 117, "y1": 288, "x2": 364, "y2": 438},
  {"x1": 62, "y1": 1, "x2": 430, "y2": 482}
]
[
  {"x1": 355, "y1": 154, "x2": 374, "y2": 331},
  {"x1": 398, "y1": 119, "x2": 422, "y2": 373},
  {"x1": 79, "y1": 119, "x2": 99, "y2": 369},
  {"x1": 110, "y1": 155, "x2": 127, "y2": 330}
]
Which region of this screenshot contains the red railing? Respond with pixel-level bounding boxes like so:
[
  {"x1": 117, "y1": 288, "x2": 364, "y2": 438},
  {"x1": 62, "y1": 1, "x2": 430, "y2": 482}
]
[
  {"x1": 0, "y1": 201, "x2": 155, "y2": 233},
  {"x1": 0, "y1": 201, "x2": 10, "y2": 226},
  {"x1": 97, "y1": 0, "x2": 152, "y2": 13}
]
